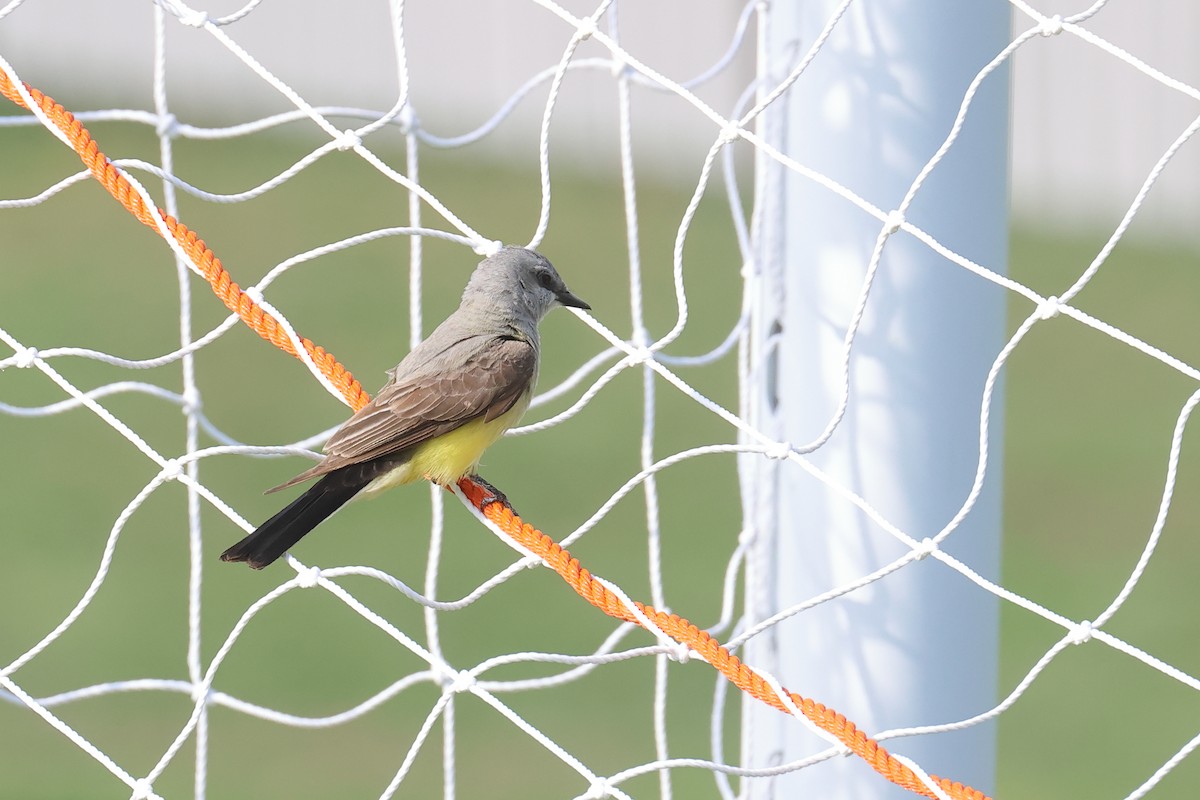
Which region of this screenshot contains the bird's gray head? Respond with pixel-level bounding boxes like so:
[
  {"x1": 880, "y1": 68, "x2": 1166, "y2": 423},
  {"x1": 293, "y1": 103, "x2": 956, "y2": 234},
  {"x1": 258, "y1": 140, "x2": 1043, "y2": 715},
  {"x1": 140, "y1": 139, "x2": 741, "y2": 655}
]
[{"x1": 462, "y1": 246, "x2": 590, "y2": 325}]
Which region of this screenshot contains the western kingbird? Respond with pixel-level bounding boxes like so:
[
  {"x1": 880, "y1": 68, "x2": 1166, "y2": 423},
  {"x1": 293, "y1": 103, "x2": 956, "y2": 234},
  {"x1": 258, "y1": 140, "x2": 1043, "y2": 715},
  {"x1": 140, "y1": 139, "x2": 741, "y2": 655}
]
[{"x1": 220, "y1": 246, "x2": 589, "y2": 569}]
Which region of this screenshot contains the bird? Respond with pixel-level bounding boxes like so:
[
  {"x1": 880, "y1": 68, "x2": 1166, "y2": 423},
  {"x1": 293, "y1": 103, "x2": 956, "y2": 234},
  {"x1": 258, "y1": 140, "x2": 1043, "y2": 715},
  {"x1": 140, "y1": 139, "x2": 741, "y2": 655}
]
[{"x1": 220, "y1": 246, "x2": 589, "y2": 569}]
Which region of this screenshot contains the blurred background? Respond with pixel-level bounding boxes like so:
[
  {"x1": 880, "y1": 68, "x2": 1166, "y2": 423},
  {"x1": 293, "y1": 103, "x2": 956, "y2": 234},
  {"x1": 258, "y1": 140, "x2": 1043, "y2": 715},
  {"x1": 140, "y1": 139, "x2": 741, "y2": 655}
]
[{"x1": 2, "y1": 1, "x2": 1200, "y2": 798}]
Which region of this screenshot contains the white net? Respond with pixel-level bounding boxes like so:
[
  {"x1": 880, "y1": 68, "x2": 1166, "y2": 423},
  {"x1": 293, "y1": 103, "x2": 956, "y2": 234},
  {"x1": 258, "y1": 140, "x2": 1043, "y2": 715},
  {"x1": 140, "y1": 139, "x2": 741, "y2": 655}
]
[{"x1": 2, "y1": 2, "x2": 1200, "y2": 799}]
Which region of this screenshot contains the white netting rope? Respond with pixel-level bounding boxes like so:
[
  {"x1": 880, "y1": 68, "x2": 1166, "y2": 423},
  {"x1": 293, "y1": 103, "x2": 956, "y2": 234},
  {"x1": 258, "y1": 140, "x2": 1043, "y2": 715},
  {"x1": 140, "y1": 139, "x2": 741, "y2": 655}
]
[{"x1": 1, "y1": 1, "x2": 1199, "y2": 798}]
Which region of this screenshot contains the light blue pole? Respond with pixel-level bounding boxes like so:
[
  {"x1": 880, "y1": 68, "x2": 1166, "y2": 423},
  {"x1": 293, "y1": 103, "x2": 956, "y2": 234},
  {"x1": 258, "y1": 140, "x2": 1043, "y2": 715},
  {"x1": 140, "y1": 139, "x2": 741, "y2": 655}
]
[{"x1": 743, "y1": 2, "x2": 1010, "y2": 797}]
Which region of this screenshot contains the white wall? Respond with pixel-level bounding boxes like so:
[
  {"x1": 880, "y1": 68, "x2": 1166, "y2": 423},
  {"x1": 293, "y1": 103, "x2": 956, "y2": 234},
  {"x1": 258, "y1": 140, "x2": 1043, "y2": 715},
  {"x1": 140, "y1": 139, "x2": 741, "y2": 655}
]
[
  {"x1": 0, "y1": 0, "x2": 753, "y2": 182},
  {"x1": 1009, "y1": 2, "x2": 1200, "y2": 235},
  {"x1": 2, "y1": 1, "x2": 1198, "y2": 236}
]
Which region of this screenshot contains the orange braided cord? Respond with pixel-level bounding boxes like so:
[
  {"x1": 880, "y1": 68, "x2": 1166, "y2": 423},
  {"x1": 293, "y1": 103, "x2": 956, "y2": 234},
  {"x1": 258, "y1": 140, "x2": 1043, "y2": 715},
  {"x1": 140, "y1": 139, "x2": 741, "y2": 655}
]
[
  {"x1": 458, "y1": 477, "x2": 991, "y2": 800},
  {"x1": 0, "y1": 74, "x2": 369, "y2": 411},
  {"x1": 3, "y1": 75, "x2": 989, "y2": 800}
]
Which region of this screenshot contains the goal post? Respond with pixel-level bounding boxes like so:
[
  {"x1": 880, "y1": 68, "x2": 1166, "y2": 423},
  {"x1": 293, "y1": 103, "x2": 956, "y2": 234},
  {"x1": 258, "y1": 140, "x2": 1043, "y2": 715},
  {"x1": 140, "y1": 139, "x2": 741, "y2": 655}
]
[{"x1": 743, "y1": 1, "x2": 1010, "y2": 794}]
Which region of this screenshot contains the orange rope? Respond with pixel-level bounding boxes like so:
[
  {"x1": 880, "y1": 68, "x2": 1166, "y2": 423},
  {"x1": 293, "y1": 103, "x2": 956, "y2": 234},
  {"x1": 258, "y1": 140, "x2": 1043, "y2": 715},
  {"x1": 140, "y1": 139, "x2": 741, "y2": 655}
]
[
  {"x1": 2, "y1": 74, "x2": 991, "y2": 800},
  {"x1": 458, "y1": 478, "x2": 989, "y2": 800}
]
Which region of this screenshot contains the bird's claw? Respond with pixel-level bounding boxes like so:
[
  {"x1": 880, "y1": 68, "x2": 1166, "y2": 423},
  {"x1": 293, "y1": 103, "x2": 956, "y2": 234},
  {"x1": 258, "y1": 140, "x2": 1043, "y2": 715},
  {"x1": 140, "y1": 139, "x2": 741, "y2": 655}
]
[{"x1": 469, "y1": 474, "x2": 516, "y2": 514}]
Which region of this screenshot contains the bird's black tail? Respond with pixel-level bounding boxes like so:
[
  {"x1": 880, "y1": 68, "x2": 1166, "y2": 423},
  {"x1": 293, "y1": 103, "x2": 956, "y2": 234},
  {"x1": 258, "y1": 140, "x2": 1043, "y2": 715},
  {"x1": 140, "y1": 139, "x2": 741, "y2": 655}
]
[{"x1": 220, "y1": 472, "x2": 364, "y2": 569}]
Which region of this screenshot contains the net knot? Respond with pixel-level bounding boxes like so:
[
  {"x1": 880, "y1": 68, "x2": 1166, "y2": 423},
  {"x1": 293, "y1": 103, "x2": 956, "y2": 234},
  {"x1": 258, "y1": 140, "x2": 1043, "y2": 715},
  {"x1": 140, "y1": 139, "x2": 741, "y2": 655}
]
[
  {"x1": 1036, "y1": 295, "x2": 1061, "y2": 321},
  {"x1": 180, "y1": 387, "x2": 201, "y2": 416},
  {"x1": 584, "y1": 778, "x2": 614, "y2": 798},
  {"x1": 883, "y1": 209, "x2": 905, "y2": 235},
  {"x1": 667, "y1": 641, "x2": 692, "y2": 664},
  {"x1": 628, "y1": 346, "x2": 654, "y2": 366},
  {"x1": 1039, "y1": 14, "x2": 1064, "y2": 37},
  {"x1": 473, "y1": 239, "x2": 503, "y2": 257},
  {"x1": 1068, "y1": 619, "x2": 1094, "y2": 645},
  {"x1": 397, "y1": 103, "x2": 418, "y2": 134},
  {"x1": 130, "y1": 778, "x2": 156, "y2": 800},
  {"x1": 159, "y1": 459, "x2": 184, "y2": 482},
  {"x1": 178, "y1": 8, "x2": 210, "y2": 28},
  {"x1": 12, "y1": 346, "x2": 39, "y2": 369},
  {"x1": 335, "y1": 129, "x2": 362, "y2": 151},
  {"x1": 719, "y1": 124, "x2": 743, "y2": 145},
  {"x1": 295, "y1": 565, "x2": 322, "y2": 588},
  {"x1": 440, "y1": 668, "x2": 476, "y2": 695},
  {"x1": 914, "y1": 537, "x2": 937, "y2": 560},
  {"x1": 155, "y1": 112, "x2": 179, "y2": 139},
  {"x1": 766, "y1": 441, "x2": 793, "y2": 461},
  {"x1": 575, "y1": 17, "x2": 598, "y2": 41}
]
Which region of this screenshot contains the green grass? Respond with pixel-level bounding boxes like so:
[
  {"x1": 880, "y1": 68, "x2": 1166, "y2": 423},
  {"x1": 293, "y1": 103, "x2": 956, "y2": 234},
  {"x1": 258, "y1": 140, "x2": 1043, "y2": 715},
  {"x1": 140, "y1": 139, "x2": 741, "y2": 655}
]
[
  {"x1": 2, "y1": 120, "x2": 1200, "y2": 798},
  {"x1": 999, "y1": 224, "x2": 1200, "y2": 798}
]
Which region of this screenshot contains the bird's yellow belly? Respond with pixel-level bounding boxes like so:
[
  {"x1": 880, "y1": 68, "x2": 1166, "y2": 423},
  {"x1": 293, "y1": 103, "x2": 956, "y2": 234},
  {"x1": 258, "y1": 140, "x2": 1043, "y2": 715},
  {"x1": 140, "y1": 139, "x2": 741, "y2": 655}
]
[{"x1": 360, "y1": 399, "x2": 529, "y2": 496}]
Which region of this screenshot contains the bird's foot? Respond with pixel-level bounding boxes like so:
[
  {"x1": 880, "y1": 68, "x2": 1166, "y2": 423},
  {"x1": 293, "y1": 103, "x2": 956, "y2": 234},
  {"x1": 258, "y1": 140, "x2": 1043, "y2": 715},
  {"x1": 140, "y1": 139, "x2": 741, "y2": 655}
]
[{"x1": 468, "y1": 474, "x2": 517, "y2": 515}]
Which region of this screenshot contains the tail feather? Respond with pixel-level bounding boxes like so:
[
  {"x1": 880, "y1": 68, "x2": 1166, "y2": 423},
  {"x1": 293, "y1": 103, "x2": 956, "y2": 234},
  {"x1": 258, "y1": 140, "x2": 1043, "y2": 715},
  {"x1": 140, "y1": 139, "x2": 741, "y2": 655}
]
[{"x1": 221, "y1": 474, "x2": 362, "y2": 569}]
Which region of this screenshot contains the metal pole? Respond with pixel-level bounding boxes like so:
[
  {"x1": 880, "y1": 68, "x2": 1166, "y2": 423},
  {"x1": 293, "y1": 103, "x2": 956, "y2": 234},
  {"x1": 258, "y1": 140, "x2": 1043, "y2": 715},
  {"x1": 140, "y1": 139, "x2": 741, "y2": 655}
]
[{"x1": 744, "y1": 2, "x2": 1010, "y2": 796}]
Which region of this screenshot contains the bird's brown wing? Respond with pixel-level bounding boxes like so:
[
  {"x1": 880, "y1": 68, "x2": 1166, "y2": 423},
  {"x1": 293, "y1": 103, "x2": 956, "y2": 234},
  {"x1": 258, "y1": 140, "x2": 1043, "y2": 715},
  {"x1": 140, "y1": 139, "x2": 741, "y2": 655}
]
[{"x1": 267, "y1": 336, "x2": 536, "y2": 493}]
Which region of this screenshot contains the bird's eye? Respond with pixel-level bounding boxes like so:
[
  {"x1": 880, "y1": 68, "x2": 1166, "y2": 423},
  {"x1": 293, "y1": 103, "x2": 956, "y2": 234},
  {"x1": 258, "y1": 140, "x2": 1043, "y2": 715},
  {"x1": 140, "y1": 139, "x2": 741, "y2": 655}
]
[{"x1": 537, "y1": 271, "x2": 555, "y2": 289}]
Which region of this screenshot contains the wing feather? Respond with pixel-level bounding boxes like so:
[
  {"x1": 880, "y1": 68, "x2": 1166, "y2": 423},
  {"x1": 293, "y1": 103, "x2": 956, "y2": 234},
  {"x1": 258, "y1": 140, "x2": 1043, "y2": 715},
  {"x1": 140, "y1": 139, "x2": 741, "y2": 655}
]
[{"x1": 268, "y1": 335, "x2": 535, "y2": 492}]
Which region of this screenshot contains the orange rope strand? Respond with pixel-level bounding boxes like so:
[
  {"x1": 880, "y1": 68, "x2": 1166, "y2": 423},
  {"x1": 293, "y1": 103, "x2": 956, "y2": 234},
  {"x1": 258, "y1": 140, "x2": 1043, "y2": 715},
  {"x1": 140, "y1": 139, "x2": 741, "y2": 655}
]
[{"x1": 2, "y1": 74, "x2": 991, "y2": 800}]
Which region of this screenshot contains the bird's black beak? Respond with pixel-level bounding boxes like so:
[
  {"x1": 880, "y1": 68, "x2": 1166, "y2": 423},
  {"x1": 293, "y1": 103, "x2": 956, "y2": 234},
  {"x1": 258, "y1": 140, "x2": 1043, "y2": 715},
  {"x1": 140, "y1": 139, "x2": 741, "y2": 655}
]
[{"x1": 557, "y1": 289, "x2": 591, "y2": 311}]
